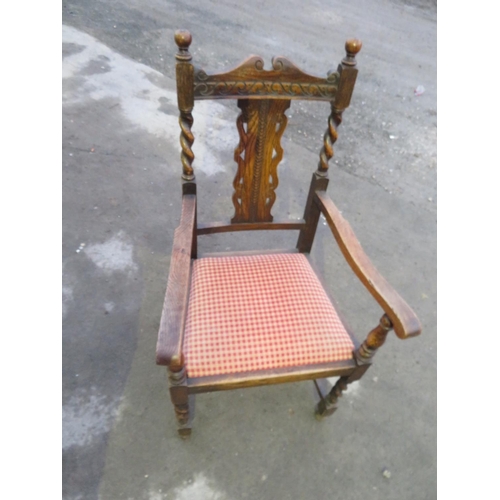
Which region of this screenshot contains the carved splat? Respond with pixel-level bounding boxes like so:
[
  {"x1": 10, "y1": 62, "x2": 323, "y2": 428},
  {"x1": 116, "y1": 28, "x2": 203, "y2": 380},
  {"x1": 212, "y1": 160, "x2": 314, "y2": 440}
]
[{"x1": 231, "y1": 99, "x2": 290, "y2": 223}]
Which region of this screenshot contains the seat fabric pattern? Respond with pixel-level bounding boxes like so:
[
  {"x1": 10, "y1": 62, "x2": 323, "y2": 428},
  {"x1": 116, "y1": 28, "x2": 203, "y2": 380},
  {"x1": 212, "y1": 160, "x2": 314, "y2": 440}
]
[{"x1": 184, "y1": 253, "x2": 355, "y2": 377}]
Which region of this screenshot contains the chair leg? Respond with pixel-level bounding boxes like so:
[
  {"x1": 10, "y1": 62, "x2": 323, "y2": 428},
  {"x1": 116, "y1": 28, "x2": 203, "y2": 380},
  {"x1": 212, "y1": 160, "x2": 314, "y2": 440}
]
[
  {"x1": 316, "y1": 316, "x2": 393, "y2": 420},
  {"x1": 168, "y1": 367, "x2": 192, "y2": 438},
  {"x1": 314, "y1": 365, "x2": 370, "y2": 420},
  {"x1": 314, "y1": 376, "x2": 350, "y2": 420}
]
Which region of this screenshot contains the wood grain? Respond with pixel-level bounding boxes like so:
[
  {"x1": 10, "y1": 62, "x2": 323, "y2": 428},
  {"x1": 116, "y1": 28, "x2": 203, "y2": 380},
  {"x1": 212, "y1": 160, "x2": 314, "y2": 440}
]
[
  {"x1": 231, "y1": 99, "x2": 290, "y2": 222},
  {"x1": 194, "y1": 55, "x2": 339, "y2": 100},
  {"x1": 355, "y1": 314, "x2": 392, "y2": 364},
  {"x1": 316, "y1": 40, "x2": 361, "y2": 176},
  {"x1": 156, "y1": 195, "x2": 196, "y2": 366},
  {"x1": 296, "y1": 172, "x2": 329, "y2": 252},
  {"x1": 315, "y1": 363, "x2": 370, "y2": 419},
  {"x1": 197, "y1": 219, "x2": 306, "y2": 235},
  {"x1": 168, "y1": 366, "x2": 192, "y2": 437},
  {"x1": 158, "y1": 34, "x2": 421, "y2": 436},
  {"x1": 317, "y1": 103, "x2": 342, "y2": 175},
  {"x1": 314, "y1": 190, "x2": 421, "y2": 339},
  {"x1": 187, "y1": 359, "x2": 357, "y2": 394},
  {"x1": 175, "y1": 30, "x2": 195, "y2": 181},
  {"x1": 333, "y1": 39, "x2": 362, "y2": 110},
  {"x1": 197, "y1": 248, "x2": 299, "y2": 259}
]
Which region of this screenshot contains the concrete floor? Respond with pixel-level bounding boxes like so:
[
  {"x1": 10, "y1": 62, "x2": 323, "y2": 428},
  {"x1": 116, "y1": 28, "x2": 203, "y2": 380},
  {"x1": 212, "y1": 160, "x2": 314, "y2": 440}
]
[{"x1": 62, "y1": 1, "x2": 436, "y2": 499}]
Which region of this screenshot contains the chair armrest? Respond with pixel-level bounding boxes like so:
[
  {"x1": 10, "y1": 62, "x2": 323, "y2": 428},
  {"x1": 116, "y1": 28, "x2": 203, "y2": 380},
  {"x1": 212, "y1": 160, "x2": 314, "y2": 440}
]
[
  {"x1": 156, "y1": 194, "x2": 196, "y2": 366},
  {"x1": 314, "y1": 191, "x2": 421, "y2": 339}
]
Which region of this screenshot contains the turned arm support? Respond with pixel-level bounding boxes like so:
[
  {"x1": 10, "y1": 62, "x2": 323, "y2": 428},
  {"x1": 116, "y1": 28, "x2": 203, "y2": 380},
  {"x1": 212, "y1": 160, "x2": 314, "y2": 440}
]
[
  {"x1": 156, "y1": 194, "x2": 197, "y2": 368},
  {"x1": 314, "y1": 190, "x2": 421, "y2": 339}
]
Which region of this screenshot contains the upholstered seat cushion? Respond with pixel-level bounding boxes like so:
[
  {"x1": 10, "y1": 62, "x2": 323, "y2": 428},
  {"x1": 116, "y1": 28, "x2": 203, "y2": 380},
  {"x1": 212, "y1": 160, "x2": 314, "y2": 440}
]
[{"x1": 184, "y1": 253, "x2": 355, "y2": 378}]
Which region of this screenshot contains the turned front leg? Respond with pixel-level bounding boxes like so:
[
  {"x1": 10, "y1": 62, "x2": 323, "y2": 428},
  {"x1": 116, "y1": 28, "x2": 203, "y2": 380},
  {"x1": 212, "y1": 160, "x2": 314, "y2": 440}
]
[
  {"x1": 355, "y1": 314, "x2": 393, "y2": 364},
  {"x1": 168, "y1": 362, "x2": 192, "y2": 438},
  {"x1": 315, "y1": 314, "x2": 393, "y2": 420},
  {"x1": 315, "y1": 376, "x2": 350, "y2": 420}
]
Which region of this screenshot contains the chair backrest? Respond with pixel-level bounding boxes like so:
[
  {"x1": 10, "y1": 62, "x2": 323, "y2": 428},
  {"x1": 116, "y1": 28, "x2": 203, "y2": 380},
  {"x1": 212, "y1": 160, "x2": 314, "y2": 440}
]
[{"x1": 173, "y1": 30, "x2": 361, "y2": 233}]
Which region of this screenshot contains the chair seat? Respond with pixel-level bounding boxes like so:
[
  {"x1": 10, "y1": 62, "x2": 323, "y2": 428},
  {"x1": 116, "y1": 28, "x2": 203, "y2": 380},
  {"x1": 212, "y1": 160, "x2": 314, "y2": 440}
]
[{"x1": 184, "y1": 253, "x2": 355, "y2": 378}]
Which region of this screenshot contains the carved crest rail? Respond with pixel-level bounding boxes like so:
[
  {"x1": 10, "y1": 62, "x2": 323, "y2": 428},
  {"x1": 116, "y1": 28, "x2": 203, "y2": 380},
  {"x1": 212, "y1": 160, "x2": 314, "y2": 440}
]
[{"x1": 194, "y1": 56, "x2": 339, "y2": 100}]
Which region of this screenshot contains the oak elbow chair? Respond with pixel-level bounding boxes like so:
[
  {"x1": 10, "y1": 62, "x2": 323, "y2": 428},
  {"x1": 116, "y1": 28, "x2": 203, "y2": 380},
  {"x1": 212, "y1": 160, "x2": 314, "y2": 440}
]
[{"x1": 156, "y1": 29, "x2": 421, "y2": 438}]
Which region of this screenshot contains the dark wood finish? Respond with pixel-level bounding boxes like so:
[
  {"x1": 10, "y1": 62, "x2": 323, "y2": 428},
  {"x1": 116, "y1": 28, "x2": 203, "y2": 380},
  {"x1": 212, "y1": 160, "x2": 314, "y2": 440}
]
[
  {"x1": 193, "y1": 56, "x2": 339, "y2": 101},
  {"x1": 317, "y1": 103, "x2": 342, "y2": 175},
  {"x1": 175, "y1": 30, "x2": 196, "y2": 182},
  {"x1": 314, "y1": 376, "x2": 350, "y2": 419},
  {"x1": 156, "y1": 31, "x2": 421, "y2": 436},
  {"x1": 187, "y1": 359, "x2": 357, "y2": 394},
  {"x1": 334, "y1": 39, "x2": 362, "y2": 109},
  {"x1": 355, "y1": 314, "x2": 393, "y2": 364},
  {"x1": 296, "y1": 172, "x2": 329, "y2": 252},
  {"x1": 156, "y1": 194, "x2": 196, "y2": 367},
  {"x1": 314, "y1": 364, "x2": 370, "y2": 419},
  {"x1": 191, "y1": 191, "x2": 198, "y2": 259},
  {"x1": 168, "y1": 366, "x2": 191, "y2": 438},
  {"x1": 197, "y1": 219, "x2": 306, "y2": 235},
  {"x1": 314, "y1": 190, "x2": 421, "y2": 339},
  {"x1": 317, "y1": 39, "x2": 361, "y2": 176},
  {"x1": 231, "y1": 99, "x2": 290, "y2": 222},
  {"x1": 198, "y1": 248, "x2": 299, "y2": 259}
]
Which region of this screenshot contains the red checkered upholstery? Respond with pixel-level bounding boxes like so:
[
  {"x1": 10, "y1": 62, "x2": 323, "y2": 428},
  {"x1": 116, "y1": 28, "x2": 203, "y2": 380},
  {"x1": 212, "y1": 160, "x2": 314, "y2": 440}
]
[{"x1": 184, "y1": 253, "x2": 354, "y2": 377}]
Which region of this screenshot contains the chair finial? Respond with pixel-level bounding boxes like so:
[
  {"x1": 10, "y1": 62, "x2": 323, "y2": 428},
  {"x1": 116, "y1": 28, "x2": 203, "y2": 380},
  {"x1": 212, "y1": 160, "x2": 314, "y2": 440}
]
[
  {"x1": 343, "y1": 38, "x2": 362, "y2": 66},
  {"x1": 175, "y1": 29, "x2": 192, "y2": 61}
]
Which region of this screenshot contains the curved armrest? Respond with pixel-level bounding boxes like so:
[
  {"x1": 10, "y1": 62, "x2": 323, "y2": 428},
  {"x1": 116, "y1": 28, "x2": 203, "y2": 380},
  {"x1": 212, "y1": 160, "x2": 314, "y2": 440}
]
[
  {"x1": 314, "y1": 191, "x2": 421, "y2": 339},
  {"x1": 156, "y1": 195, "x2": 196, "y2": 366}
]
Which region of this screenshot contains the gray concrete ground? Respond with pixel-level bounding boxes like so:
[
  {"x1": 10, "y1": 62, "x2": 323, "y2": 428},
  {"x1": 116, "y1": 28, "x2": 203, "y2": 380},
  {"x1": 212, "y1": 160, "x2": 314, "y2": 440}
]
[{"x1": 62, "y1": 1, "x2": 436, "y2": 499}]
